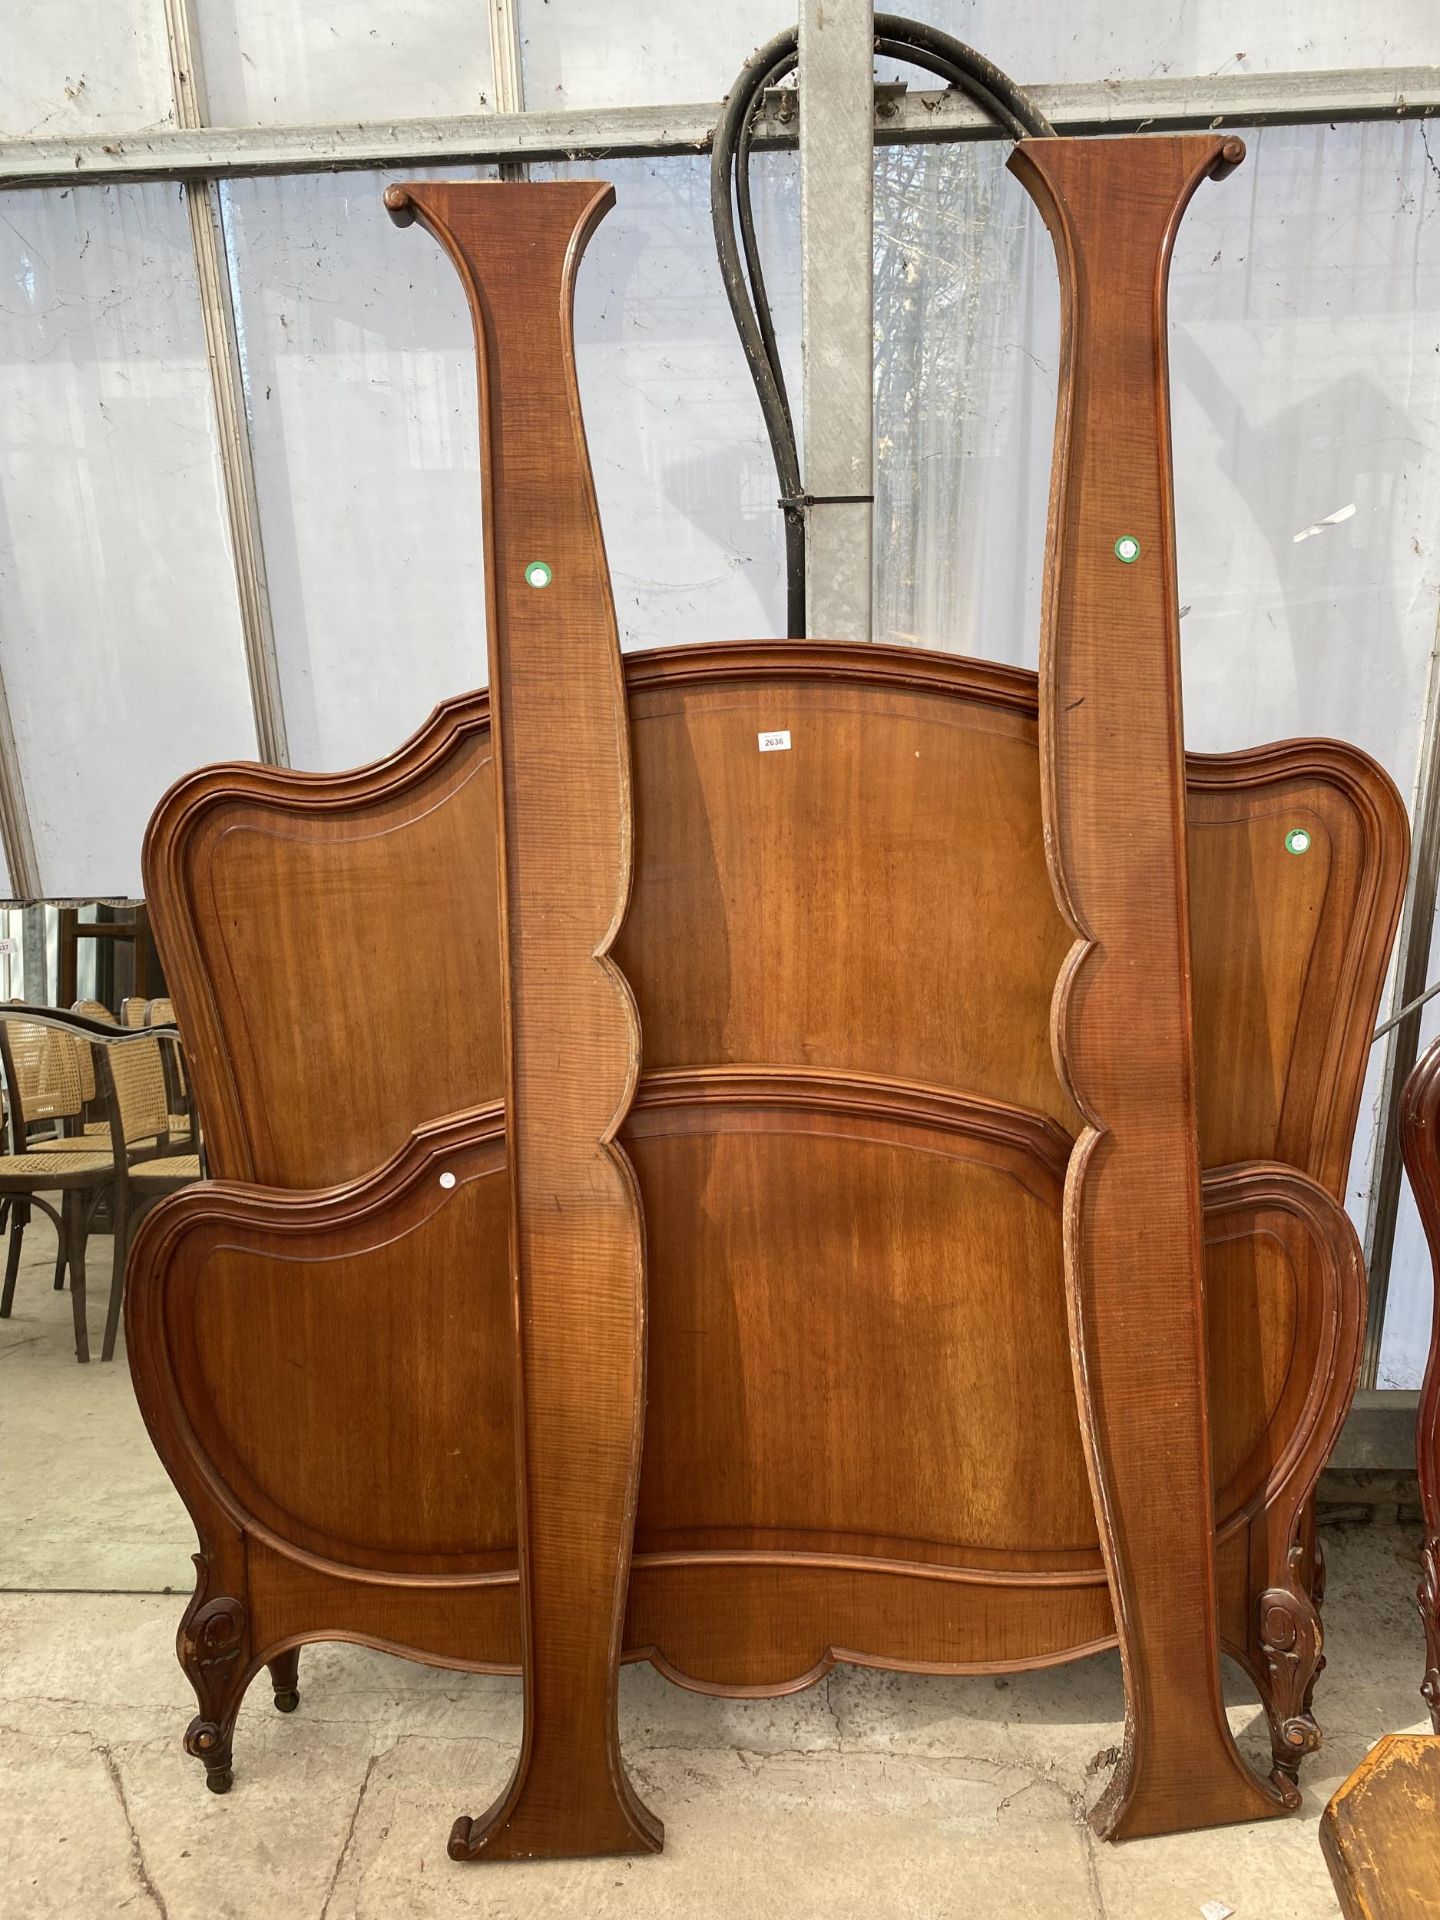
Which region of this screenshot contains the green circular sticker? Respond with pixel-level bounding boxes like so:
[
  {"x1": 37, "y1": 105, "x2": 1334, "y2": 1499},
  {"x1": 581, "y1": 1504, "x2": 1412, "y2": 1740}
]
[
  {"x1": 1113, "y1": 535, "x2": 1141, "y2": 565},
  {"x1": 524, "y1": 560, "x2": 553, "y2": 589},
  {"x1": 1285, "y1": 827, "x2": 1312, "y2": 856}
]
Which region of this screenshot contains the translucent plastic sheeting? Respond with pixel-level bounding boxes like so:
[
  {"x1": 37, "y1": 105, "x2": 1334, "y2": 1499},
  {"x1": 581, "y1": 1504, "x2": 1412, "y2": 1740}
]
[
  {"x1": 520, "y1": 1, "x2": 1437, "y2": 115},
  {"x1": 220, "y1": 167, "x2": 495, "y2": 772},
  {"x1": 875, "y1": 121, "x2": 1440, "y2": 795},
  {"x1": 873, "y1": 139, "x2": 1056, "y2": 664},
  {"x1": 520, "y1": 4, "x2": 794, "y2": 113},
  {"x1": 0, "y1": 182, "x2": 257, "y2": 899},
  {"x1": 0, "y1": 2, "x2": 173, "y2": 141},
  {"x1": 224, "y1": 155, "x2": 798, "y2": 776},
  {"x1": 872, "y1": 1, "x2": 1440, "y2": 89},
  {"x1": 194, "y1": 1, "x2": 496, "y2": 129},
  {"x1": 533, "y1": 154, "x2": 800, "y2": 653}
]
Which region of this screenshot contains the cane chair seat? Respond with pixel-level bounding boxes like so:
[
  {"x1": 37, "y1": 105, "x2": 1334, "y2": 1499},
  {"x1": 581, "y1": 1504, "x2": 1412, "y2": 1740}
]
[
  {"x1": 0, "y1": 1148, "x2": 114, "y2": 1181},
  {"x1": 130, "y1": 1154, "x2": 203, "y2": 1186}
]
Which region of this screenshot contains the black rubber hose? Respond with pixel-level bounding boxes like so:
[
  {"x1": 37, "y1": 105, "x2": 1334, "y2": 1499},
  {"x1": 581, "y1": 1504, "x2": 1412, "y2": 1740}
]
[
  {"x1": 710, "y1": 18, "x2": 1052, "y2": 635},
  {"x1": 710, "y1": 30, "x2": 807, "y2": 633}
]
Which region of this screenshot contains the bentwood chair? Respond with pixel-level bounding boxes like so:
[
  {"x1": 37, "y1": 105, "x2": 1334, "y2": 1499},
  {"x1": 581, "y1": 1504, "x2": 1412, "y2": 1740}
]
[
  {"x1": 42, "y1": 1011, "x2": 175, "y2": 1166},
  {"x1": 0, "y1": 1010, "x2": 127, "y2": 1363},
  {"x1": 0, "y1": 1007, "x2": 205, "y2": 1361},
  {"x1": 100, "y1": 1025, "x2": 201, "y2": 1356}
]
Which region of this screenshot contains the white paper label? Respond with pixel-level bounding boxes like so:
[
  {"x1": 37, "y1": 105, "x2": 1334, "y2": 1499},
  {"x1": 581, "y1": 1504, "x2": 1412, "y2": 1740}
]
[
  {"x1": 758, "y1": 730, "x2": 791, "y2": 753},
  {"x1": 1199, "y1": 1902, "x2": 1235, "y2": 1920}
]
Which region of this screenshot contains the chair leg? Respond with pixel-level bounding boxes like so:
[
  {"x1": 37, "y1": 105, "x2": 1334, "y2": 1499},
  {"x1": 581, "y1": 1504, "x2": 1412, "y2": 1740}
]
[
  {"x1": 53, "y1": 1192, "x2": 70, "y2": 1290},
  {"x1": 101, "y1": 1201, "x2": 130, "y2": 1363},
  {"x1": 68, "y1": 1198, "x2": 89, "y2": 1364},
  {"x1": 0, "y1": 1203, "x2": 27, "y2": 1319}
]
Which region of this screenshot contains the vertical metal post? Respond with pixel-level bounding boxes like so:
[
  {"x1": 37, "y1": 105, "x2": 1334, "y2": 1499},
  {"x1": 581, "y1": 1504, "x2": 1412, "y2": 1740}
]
[
  {"x1": 163, "y1": 0, "x2": 289, "y2": 767},
  {"x1": 487, "y1": 0, "x2": 525, "y2": 117},
  {"x1": 488, "y1": 0, "x2": 527, "y2": 180},
  {"x1": 21, "y1": 903, "x2": 47, "y2": 1002},
  {"x1": 799, "y1": 0, "x2": 874, "y2": 641},
  {"x1": 1363, "y1": 604, "x2": 1440, "y2": 1385}
]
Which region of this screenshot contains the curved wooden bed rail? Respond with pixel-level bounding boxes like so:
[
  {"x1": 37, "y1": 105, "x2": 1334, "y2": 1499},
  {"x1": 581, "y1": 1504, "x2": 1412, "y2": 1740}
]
[
  {"x1": 380, "y1": 180, "x2": 660, "y2": 1860},
  {"x1": 1400, "y1": 1038, "x2": 1440, "y2": 1729},
  {"x1": 1009, "y1": 131, "x2": 1286, "y2": 1836}
]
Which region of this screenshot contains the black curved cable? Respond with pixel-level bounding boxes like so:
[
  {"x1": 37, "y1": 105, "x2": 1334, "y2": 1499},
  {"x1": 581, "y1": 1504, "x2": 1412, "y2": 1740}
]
[{"x1": 710, "y1": 18, "x2": 1053, "y2": 635}]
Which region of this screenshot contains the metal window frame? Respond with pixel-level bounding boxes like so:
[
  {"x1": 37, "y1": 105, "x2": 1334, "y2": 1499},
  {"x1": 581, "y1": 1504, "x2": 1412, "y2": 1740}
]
[
  {"x1": 162, "y1": 0, "x2": 290, "y2": 770},
  {"x1": 0, "y1": 66, "x2": 1435, "y2": 187},
  {"x1": 0, "y1": 39, "x2": 1438, "y2": 1382}
]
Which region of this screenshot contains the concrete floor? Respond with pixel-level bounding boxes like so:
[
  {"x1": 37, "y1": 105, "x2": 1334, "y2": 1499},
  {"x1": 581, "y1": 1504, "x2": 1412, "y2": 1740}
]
[{"x1": 1, "y1": 1230, "x2": 1434, "y2": 1918}]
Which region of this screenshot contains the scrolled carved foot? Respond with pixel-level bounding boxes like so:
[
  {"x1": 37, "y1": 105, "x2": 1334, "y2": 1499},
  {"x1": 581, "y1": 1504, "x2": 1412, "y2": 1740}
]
[
  {"x1": 1270, "y1": 1710, "x2": 1322, "y2": 1788},
  {"x1": 185, "y1": 1716, "x2": 235, "y2": 1794},
  {"x1": 1258, "y1": 1575, "x2": 1324, "y2": 1789},
  {"x1": 177, "y1": 1575, "x2": 248, "y2": 1797}
]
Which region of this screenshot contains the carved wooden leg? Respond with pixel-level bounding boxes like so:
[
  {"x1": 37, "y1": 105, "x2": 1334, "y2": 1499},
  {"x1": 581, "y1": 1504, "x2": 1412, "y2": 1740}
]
[
  {"x1": 1257, "y1": 1544, "x2": 1324, "y2": 1788},
  {"x1": 1420, "y1": 1539, "x2": 1440, "y2": 1734},
  {"x1": 267, "y1": 1647, "x2": 301, "y2": 1714},
  {"x1": 178, "y1": 1566, "x2": 250, "y2": 1795},
  {"x1": 0, "y1": 1201, "x2": 27, "y2": 1318},
  {"x1": 1302, "y1": 1531, "x2": 1328, "y2": 1723}
]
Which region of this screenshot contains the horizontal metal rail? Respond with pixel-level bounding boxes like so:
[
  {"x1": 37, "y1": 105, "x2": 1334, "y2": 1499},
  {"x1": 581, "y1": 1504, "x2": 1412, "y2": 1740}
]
[{"x1": 2, "y1": 66, "x2": 1436, "y2": 189}]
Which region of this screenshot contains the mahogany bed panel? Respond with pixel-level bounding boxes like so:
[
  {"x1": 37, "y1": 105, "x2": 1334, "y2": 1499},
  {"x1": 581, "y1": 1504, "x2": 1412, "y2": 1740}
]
[{"x1": 145, "y1": 649, "x2": 1403, "y2": 1201}]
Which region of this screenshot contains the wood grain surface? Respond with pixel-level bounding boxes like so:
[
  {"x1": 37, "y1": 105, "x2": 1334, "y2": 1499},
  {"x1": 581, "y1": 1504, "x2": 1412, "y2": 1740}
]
[
  {"x1": 1321, "y1": 1735, "x2": 1440, "y2": 1917},
  {"x1": 133, "y1": 636, "x2": 1403, "y2": 1834},
  {"x1": 1009, "y1": 132, "x2": 1290, "y2": 1838},
  {"x1": 381, "y1": 179, "x2": 659, "y2": 1860}
]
